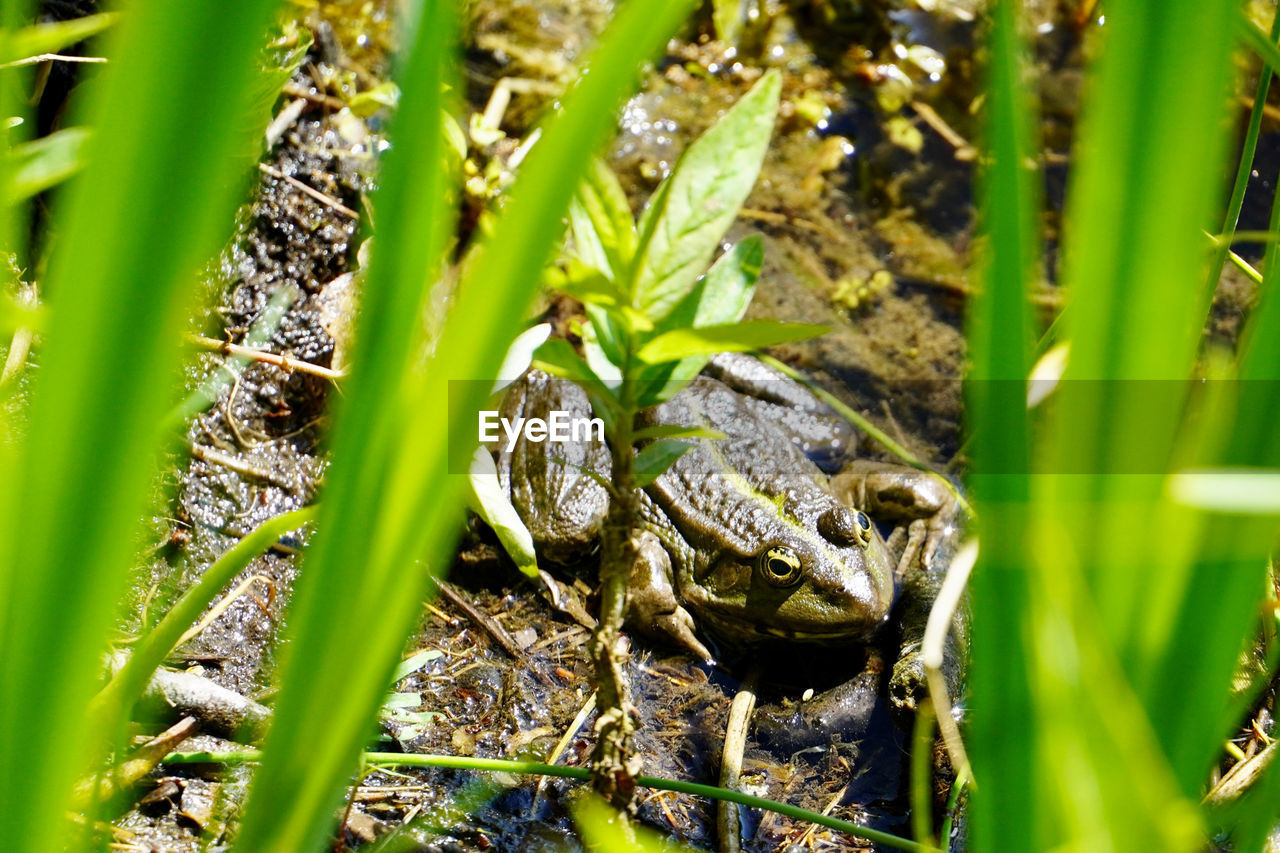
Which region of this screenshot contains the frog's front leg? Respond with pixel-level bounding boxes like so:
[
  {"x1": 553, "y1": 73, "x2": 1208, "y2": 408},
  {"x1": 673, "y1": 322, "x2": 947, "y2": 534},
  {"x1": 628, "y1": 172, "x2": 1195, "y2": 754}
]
[
  {"x1": 829, "y1": 459, "x2": 957, "y2": 573},
  {"x1": 832, "y1": 460, "x2": 965, "y2": 713},
  {"x1": 882, "y1": 560, "x2": 969, "y2": 713},
  {"x1": 625, "y1": 529, "x2": 715, "y2": 664}
]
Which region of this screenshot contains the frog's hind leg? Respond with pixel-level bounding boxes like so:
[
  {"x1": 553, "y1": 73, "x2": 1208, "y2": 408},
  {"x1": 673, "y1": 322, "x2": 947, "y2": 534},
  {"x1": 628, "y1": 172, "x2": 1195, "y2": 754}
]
[{"x1": 830, "y1": 459, "x2": 957, "y2": 572}]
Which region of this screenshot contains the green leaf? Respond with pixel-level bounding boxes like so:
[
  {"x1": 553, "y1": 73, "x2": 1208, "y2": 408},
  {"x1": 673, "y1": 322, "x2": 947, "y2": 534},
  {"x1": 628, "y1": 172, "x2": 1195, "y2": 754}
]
[
  {"x1": 553, "y1": 258, "x2": 624, "y2": 308},
  {"x1": 581, "y1": 314, "x2": 624, "y2": 385},
  {"x1": 251, "y1": 25, "x2": 314, "y2": 125},
  {"x1": 5, "y1": 127, "x2": 91, "y2": 204},
  {"x1": 655, "y1": 234, "x2": 763, "y2": 333},
  {"x1": 571, "y1": 158, "x2": 636, "y2": 277},
  {"x1": 2, "y1": 12, "x2": 118, "y2": 64},
  {"x1": 633, "y1": 438, "x2": 694, "y2": 487},
  {"x1": 493, "y1": 323, "x2": 552, "y2": 392},
  {"x1": 635, "y1": 320, "x2": 827, "y2": 364},
  {"x1": 636, "y1": 235, "x2": 766, "y2": 393},
  {"x1": 584, "y1": 303, "x2": 626, "y2": 367},
  {"x1": 632, "y1": 423, "x2": 725, "y2": 442},
  {"x1": 532, "y1": 337, "x2": 621, "y2": 433},
  {"x1": 349, "y1": 81, "x2": 401, "y2": 117},
  {"x1": 633, "y1": 374, "x2": 692, "y2": 408},
  {"x1": 631, "y1": 69, "x2": 781, "y2": 320},
  {"x1": 532, "y1": 338, "x2": 604, "y2": 385},
  {"x1": 712, "y1": 0, "x2": 744, "y2": 45},
  {"x1": 391, "y1": 648, "x2": 445, "y2": 683},
  {"x1": 574, "y1": 793, "x2": 698, "y2": 853},
  {"x1": 568, "y1": 199, "x2": 614, "y2": 278},
  {"x1": 466, "y1": 448, "x2": 539, "y2": 577}
]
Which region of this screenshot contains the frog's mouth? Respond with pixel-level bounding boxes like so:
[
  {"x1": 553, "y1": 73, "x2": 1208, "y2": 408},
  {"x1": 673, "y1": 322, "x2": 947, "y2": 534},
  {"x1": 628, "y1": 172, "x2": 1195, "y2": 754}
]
[
  {"x1": 695, "y1": 607, "x2": 879, "y2": 643},
  {"x1": 756, "y1": 625, "x2": 875, "y2": 642}
]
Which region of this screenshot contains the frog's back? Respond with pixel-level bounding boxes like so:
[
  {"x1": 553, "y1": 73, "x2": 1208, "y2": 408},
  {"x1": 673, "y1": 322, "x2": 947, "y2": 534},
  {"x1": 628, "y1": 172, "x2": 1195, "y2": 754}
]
[{"x1": 496, "y1": 370, "x2": 610, "y2": 562}]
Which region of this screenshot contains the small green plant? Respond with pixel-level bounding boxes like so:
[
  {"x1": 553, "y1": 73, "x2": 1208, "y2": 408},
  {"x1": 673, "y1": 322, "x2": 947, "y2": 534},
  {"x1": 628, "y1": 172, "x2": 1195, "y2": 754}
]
[{"x1": 526, "y1": 68, "x2": 827, "y2": 807}]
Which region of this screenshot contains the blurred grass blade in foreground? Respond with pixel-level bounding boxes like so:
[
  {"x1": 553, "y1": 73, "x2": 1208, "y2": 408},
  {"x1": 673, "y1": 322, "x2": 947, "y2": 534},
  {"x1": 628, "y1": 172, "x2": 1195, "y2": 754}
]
[
  {"x1": 966, "y1": 0, "x2": 1036, "y2": 847},
  {"x1": 966, "y1": 0, "x2": 1276, "y2": 849},
  {"x1": 0, "y1": 0, "x2": 282, "y2": 850},
  {"x1": 233, "y1": 1, "x2": 700, "y2": 849},
  {"x1": 967, "y1": 0, "x2": 1280, "y2": 848},
  {"x1": 1044, "y1": 0, "x2": 1251, "y2": 816}
]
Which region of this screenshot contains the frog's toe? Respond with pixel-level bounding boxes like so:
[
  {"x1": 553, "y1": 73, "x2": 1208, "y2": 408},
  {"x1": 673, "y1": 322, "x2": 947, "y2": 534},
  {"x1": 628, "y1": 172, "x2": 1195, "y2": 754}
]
[
  {"x1": 896, "y1": 519, "x2": 929, "y2": 576},
  {"x1": 651, "y1": 606, "x2": 716, "y2": 665},
  {"x1": 921, "y1": 512, "x2": 957, "y2": 570},
  {"x1": 889, "y1": 643, "x2": 927, "y2": 713}
]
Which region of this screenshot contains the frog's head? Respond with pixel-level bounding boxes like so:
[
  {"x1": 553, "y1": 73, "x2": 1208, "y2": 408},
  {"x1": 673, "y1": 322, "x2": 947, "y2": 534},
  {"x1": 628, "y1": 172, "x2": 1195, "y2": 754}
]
[{"x1": 680, "y1": 499, "x2": 897, "y2": 643}]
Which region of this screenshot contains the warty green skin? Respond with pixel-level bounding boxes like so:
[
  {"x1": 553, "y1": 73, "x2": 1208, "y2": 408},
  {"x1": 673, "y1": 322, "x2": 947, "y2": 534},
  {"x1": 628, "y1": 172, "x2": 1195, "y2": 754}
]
[
  {"x1": 631, "y1": 376, "x2": 896, "y2": 655},
  {"x1": 497, "y1": 355, "x2": 956, "y2": 671}
]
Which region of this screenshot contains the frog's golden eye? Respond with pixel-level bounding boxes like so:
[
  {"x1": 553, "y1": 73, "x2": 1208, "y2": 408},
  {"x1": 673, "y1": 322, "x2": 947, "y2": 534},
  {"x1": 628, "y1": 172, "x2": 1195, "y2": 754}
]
[
  {"x1": 818, "y1": 507, "x2": 872, "y2": 549},
  {"x1": 854, "y1": 511, "x2": 872, "y2": 546},
  {"x1": 758, "y1": 545, "x2": 803, "y2": 587}
]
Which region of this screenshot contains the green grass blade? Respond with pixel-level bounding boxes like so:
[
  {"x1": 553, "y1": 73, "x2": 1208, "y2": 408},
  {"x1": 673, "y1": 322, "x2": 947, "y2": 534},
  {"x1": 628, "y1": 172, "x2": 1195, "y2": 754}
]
[
  {"x1": 1237, "y1": 12, "x2": 1280, "y2": 71},
  {"x1": 233, "y1": 2, "x2": 700, "y2": 849},
  {"x1": 90, "y1": 506, "x2": 318, "y2": 729},
  {"x1": 173, "y1": 750, "x2": 936, "y2": 852},
  {"x1": 1206, "y1": 7, "x2": 1280, "y2": 293},
  {"x1": 3, "y1": 11, "x2": 116, "y2": 63},
  {"x1": 0, "y1": 0, "x2": 283, "y2": 849},
  {"x1": 1043, "y1": 0, "x2": 1245, "y2": 808},
  {"x1": 232, "y1": 2, "x2": 461, "y2": 848},
  {"x1": 1153, "y1": 36, "x2": 1280, "y2": 825},
  {"x1": 965, "y1": 0, "x2": 1037, "y2": 848}
]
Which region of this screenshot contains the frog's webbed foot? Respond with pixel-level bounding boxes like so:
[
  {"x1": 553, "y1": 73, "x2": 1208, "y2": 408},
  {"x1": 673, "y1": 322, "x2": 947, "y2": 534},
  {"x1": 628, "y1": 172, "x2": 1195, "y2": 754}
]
[
  {"x1": 625, "y1": 530, "x2": 715, "y2": 664},
  {"x1": 830, "y1": 459, "x2": 958, "y2": 571}
]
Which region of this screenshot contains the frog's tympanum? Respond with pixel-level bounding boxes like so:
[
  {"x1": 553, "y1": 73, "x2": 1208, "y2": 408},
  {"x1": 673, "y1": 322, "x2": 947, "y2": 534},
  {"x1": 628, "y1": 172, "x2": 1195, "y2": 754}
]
[{"x1": 495, "y1": 353, "x2": 957, "y2": 708}]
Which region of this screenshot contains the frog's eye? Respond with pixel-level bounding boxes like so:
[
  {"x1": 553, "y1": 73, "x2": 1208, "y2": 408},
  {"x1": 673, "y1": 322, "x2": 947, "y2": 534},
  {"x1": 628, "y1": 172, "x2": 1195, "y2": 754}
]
[
  {"x1": 758, "y1": 545, "x2": 803, "y2": 587},
  {"x1": 855, "y1": 511, "x2": 872, "y2": 544},
  {"x1": 819, "y1": 507, "x2": 872, "y2": 549}
]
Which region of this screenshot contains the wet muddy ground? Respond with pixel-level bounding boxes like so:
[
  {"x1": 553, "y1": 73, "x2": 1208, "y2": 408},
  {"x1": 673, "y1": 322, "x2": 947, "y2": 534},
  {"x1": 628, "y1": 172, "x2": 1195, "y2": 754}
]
[{"x1": 98, "y1": 1, "x2": 1276, "y2": 851}]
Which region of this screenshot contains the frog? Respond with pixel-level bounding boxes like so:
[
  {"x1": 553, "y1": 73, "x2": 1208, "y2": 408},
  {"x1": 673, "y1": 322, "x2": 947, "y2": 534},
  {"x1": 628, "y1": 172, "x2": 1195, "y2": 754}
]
[{"x1": 493, "y1": 352, "x2": 958, "y2": 707}]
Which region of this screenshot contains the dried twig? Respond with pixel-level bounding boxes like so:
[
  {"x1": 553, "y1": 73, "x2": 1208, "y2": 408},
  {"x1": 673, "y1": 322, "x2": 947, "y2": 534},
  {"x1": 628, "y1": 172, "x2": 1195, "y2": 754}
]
[
  {"x1": 186, "y1": 333, "x2": 344, "y2": 381},
  {"x1": 432, "y1": 577, "x2": 525, "y2": 660},
  {"x1": 910, "y1": 100, "x2": 976, "y2": 161},
  {"x1": 0, "y1": 53, "x2": 106, "y2": 69},
  {"x1": 258, "y1": 162, "x2": 359, "y2": 219},
  {"x1": 717, "y1": 669, "x2": 759, "y2": 853},
  {"x1": 922, "y1": 539, "x2": 977, "y2": 786}
]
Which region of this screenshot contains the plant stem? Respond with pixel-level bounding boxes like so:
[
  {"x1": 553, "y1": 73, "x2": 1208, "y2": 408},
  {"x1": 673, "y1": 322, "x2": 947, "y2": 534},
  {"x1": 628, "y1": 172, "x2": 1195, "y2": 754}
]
[
  {"x1": 162, "y1": 750, "x2": 937, "y2": 852},
  {"x1": 589, "y1": 378, "x2": 640, "y2": 810}
]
